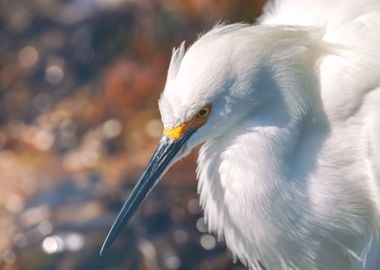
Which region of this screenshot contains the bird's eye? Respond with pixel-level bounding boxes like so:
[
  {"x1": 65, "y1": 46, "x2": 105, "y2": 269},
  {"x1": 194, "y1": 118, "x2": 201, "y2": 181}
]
[{"x1": 197, "y1": 106, "x2": 211, "y2": 118}]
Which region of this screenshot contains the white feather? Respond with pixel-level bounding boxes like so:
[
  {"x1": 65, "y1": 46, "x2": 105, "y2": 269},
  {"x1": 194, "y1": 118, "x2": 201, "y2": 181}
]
[{"x1": 158, "y1": 1, "x2": 380, "y2": 269}]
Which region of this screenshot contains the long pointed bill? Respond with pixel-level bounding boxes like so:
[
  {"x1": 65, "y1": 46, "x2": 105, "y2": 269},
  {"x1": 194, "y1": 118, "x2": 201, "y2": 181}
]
[{"x1": 100, "y1": 128, "x2": 195, "y2": 255}]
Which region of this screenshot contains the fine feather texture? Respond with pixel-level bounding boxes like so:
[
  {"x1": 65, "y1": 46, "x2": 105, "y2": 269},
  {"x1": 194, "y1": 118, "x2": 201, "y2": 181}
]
[{"x1": 158, "y1": 1, "x2": 380, "y2": 269}]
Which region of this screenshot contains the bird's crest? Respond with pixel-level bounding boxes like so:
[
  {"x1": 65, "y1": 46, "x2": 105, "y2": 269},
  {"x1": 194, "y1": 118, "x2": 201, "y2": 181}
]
[{"x1": 167, "y1": 41, "x2": 186, "y2": 80}]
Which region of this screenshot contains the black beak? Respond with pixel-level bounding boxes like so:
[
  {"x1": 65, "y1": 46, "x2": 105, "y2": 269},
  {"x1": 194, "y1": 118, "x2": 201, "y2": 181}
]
[{"x1": 100, "y1": 128, "x2": 195, "y2": 255}]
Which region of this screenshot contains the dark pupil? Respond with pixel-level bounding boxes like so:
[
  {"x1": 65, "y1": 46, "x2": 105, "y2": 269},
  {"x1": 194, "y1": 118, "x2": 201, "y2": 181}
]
[{"x1": 199, "y1": 109, "x2": 207, "y2": 116}]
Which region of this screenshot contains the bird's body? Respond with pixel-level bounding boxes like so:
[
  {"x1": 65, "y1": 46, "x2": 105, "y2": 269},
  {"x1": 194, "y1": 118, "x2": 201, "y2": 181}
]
[
  {"x1": 101, "y1": 1, "x2": 380, "y2": 269},
  {"x1": 193, "y1": 2, "x2": 380, "y2": 269}
]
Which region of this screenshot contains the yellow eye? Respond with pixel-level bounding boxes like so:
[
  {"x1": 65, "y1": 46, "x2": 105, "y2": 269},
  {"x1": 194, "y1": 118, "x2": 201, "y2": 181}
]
[{"x1": 197, "y1": 105, "x2": 211, "y2": 118}]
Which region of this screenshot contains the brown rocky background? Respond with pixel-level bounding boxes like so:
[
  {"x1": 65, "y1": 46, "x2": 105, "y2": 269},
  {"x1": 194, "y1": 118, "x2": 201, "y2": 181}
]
[{"x1": 0, "y1": 1, "x2": 265, "y2": 269}]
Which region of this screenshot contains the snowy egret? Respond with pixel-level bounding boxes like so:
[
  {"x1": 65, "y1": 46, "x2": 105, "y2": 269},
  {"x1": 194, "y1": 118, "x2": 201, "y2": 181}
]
[{"x1": 101, "y1": 0, "x2": 380, "y2": 269}]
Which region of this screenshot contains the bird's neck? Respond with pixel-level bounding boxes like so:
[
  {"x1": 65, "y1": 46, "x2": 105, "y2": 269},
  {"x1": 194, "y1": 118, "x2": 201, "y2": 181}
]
[
  {"x1": 197, "y1": 112, "x2": 307, "y2": 229},
  {"x1": 197, "y1": 110, "x2": 329, "y2": 269},
  {"x1": 197, "y1": 108, "x2": 377, "y2": 269}
]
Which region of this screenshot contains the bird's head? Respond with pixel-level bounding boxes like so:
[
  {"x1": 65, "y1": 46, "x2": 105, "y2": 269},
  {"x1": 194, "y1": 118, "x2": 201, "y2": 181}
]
[{"x1": 101, "y1": 23, "x2": 323, "y2": 254}]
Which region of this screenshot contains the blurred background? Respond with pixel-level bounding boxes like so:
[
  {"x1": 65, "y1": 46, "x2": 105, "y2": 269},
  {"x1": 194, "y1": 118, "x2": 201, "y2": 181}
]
[{"x1": 0, "y1": 1, "x2": 265, "y2": 269}]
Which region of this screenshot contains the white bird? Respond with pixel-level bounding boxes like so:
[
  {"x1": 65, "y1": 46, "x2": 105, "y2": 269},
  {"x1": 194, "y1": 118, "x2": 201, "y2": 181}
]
[{"x1": 101, "y1": 0, "x2": 380, "y2": 269}]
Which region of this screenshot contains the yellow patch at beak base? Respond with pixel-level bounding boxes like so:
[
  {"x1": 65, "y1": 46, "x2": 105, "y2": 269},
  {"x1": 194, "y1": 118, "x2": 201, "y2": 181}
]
[
  {"x1": 162, "y1": 104, "x2": 211, "y2": 141},
  {"x1": 163, "y1": 123, "x2": 187, "y2": 141}
]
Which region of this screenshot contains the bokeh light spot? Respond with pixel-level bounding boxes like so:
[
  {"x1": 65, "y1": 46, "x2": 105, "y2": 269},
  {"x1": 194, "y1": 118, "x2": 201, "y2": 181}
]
[
  {"x1": 33, "y1": 130, "x2": 55, "y2": 151},
  {"x1": 196, "y1": 217, "x2": 208, "y2": 233},
  {"x1": 2, "y1": 249, "x2": 16, "y2": 264},
  {"x1": 18, "y1": 46, "x2": 39, "y2": 68},
  {"x1": 45, "y1": 65, "x2": 64, "y2": 84},
  {"x1": 200, "y1": 234, "x2": 216, "y2": 250},
  {"x1": 187, "y1": 198, "x2": 202, "y2": 214},
  {"x1": 5, "y1": 193, "x2": 24, "y2": 213},
  {"x1": 173, "y1": 229, "x2": 188, "y2": 244},
  {"x1": 65, "y1": 233, "x2": 84, "y2": 251},
  {"x1": 165, "y1": 255, "x2": 181, "y2": 269},
  {"x1": 13, "y1": 233, "x2": 27, "y2": 248},
  {"x1": 145, "y1": 119, "x2": 162, "y2": 138},
  {"x1": 34, "y1": 92, "x2": 53, "y2": 112},
  {"x1": 42, "y1": 235, "x2": 64, "y2": 254},
  {"x1": 103, "y1": 119, "x2": 122, "y2": 139},
  {"x1": 38, "y1": 220, "x2": 53, "y2": 235}
]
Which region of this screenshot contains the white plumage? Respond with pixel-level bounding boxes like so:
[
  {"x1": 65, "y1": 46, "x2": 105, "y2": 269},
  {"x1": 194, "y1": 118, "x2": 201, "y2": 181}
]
[
  {"x1": 161, "y1": 1, "x2": 380, "y2": 269},
  {"x1": 102, "y1": 1, "x2": 380, "y2": 269}
]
